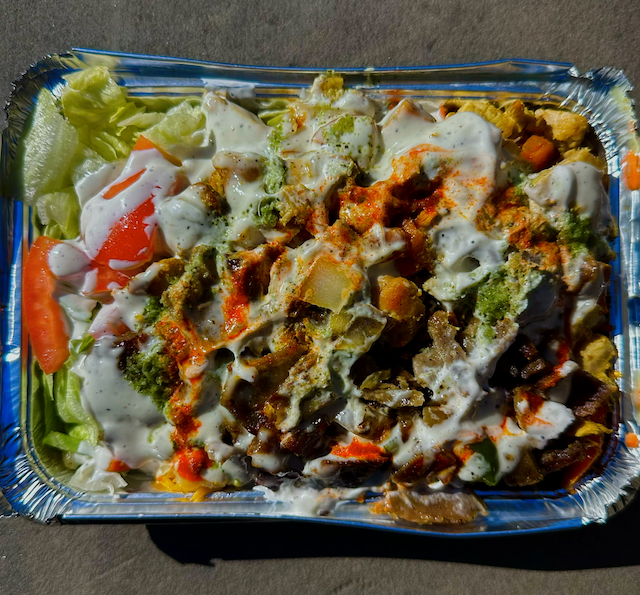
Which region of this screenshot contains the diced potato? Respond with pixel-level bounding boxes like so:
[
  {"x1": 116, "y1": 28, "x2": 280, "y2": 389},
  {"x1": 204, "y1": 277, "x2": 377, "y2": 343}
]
[
  {"x1": 374, "y1": 276, "x2": 426, "y2": 347},
  {"x1": 535, "y1": 109, "x2": 589, "y2": 149},
  {"x1": 447, "y1": 99, "x2": 518, "y2": 138},
  {"x1": 502, "y1": 99, "x2": 532, "y2": 137},
  {"x1": 279, "y1": 184, "x2": 313, "y2": 227},
  {"x1": 578, "y1": 334, "x2": 617, "y2": 387},
  {"x1": 560, "y1": 147, "x2": 606, "y2": 171},
  {"x1": 299, "y1": 256, "x2": 356, "y2": 312}
]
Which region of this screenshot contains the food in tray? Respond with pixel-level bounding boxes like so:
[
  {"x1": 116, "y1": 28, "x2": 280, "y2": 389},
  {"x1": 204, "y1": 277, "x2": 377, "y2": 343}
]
[{"x1": 20, "y1": 66, "x2": 619, "y2": 524}]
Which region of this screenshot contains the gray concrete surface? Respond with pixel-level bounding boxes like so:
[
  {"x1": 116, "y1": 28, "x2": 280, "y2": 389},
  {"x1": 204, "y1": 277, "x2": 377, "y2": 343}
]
[{"x1": 2, "y1": 1, "x2": 640, "y2": 593}]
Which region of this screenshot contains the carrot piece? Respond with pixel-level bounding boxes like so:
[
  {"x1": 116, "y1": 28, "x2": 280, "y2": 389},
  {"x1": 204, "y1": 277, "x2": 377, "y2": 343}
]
[
  {"x1": 107, "y1": 460, "x2": 131, "y2": 473},
  {"x1": 133, "y1": 135, "x2": 157, "y2": 151},
  {"x1": 94, "y1": 197, "x2": 156, "y2": 268},
  {"x1": 623, "y1": 151, "x2": 640, "y2": 191},
  {"x1": 23, "y1": 236, "x2": 70, "y2": 374},
  {"x1": 625, "y1": 433, "x2": 639, "y2": 448},
  {"x1": 103, "y1": 168, "x2": 146, "y2": 200},
  {"x1": 521, "y1": 135, "x2": 556, "y2": 171},
  {"x1": 133, "y1": 135, "x2": 182, "y2": 166}
]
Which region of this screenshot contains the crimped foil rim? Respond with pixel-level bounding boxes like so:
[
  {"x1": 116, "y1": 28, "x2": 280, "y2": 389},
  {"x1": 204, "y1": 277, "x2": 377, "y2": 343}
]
[{"x1": 1, "y1": 49, "x2": 639, "y2": 533}]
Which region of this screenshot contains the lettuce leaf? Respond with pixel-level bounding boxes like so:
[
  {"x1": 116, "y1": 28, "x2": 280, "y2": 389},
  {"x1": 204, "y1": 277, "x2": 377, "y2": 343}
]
[
  {"x1": 469, "y1": 437, "x2": 500, "y2": 486},
  {"x1": 71, "y1": 145, "x2": 107, "y2": 185},
  {"x1": 133, "y1": 94, "x2": 201, "y2": 112},
  {"x1": 36, "y1": 187, "x2": 81, "y2": 240},
  {"x1": 86, "y1": 129, "x2": 131, "y2": 161},
  {"x1": 61, "y1": 66, "x2": 129, "y2": 128},
  {"x1": 31, "y1": 362, "x2": 73, "y2": 478},
  {"x1": 53, "y1": 366, "x2": 99, "y2": 444},
  {"x1": 34, "y1": 356, "x2": 100, "y2": 460},
  {"x1": 143, "y1": 101, "x2": 206, "y2": 149},
  {"x1": 43, "y1": 431, "x2": 83, "y2": 453},
  {"x1": 21, "y1": 88, "x2": 79, "y2": 204},
  {"x1": 61, "y1": 67, "x2": 156, "y2": 161}
]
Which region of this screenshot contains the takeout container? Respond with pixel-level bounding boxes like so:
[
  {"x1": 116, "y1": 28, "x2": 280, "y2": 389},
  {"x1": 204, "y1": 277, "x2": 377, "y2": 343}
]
[{"x1": 1, "y1": 48, "x2": 640, "y2": 533}]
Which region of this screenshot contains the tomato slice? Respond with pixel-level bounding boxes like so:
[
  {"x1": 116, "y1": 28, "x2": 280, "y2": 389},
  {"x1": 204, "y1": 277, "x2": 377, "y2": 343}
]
[
  {"x1": 176, "y1": 447, "x2": 211, "y2": 482},
  {"x1": 90, "y1": 264, "x2": 136, "y2": 294},
  {"x1": 94, "y1": 197, "x2": 156, "y2": 268},
  {"x1": 23, "y1": 236, "x2": 70, "y2": 374}
]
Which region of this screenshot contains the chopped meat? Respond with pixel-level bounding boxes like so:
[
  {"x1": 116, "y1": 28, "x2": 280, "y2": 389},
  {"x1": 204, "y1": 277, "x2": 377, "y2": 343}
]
[
  {"x1": 372, "y1": 487, "x2": 487, "y2": 525},
  {"x1": 491, "y1": 335, "x2": 553, "y2": 389},
  {"x1": 539, "y1": 441, "x2": 585, "y2": 473},
  {"x1": 147, "y1": 258, "x2": 185, "y2": 296},
  {"x1": 504, "y1": 449, "x2": 544, "y2": 487},
  {"x1": 392, "y1": 455, "x2": 430, "y2": 484},
  {"x1": 568, "y1": 371, "x2": 617, "y2": 418},
  {"x1": 361, "y1": 386, "x2": 424, "y2": 408},
  {"x1": 280, "y1": 414, "x2": 334, "y2": 460},
  {"x1": 422, "y1": 406, "x2": 451, "y2": 426},
  {"x1": 226, "y1": 243, "x2": 284, "y2": 301},
  {"x1": 427, "y1": 311, "x2": 465, "y2": 362}
]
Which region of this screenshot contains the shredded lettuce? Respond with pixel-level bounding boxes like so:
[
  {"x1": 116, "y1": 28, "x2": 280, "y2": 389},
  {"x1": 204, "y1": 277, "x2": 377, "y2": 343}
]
[
  {"x1": 21, "y1": 88, "x2": 79, "y2": 204},
  {"x1": 469, "y1": 437, "x2": 500, "y2": 486},
  {"x1": 133, "y1": 95, "x2": 200, "y2": 112},
  {"x1": 31, "y1": 362, "x2": 73, "y2": 477},
  {"x1": 88, "y1": 129, "x2": 131, "y2": 161},
  {"x1": 257, "y1": 98, "x2": 290, "y2": 127},
  {"x1": 70, "y1": 334, "x2": 95, "y2": 355},
  {"x1": 61, "y1": 67, "x2": 129, "y2": 128},
  {"x1": 60, "y1": 66, "x2": 204, "y2": 160},
  {"x1": 71, "y1": 145, "x2": 107, "y2": 185},
  {"x1": 43, "y1": 431, "x2": 83, "y2": 453},
  {"x1": 43, "y1": 365, "x2": 99, "y2": 452},
  {"x1": 33, "y1": 347, "x2": 100, "y2": 461},
  {"x1": 36, "y1": 187, "x2": 81, "y2": 240},
  {"x1": 143, "y1": 101, "x2": 206, "y2": 149}
]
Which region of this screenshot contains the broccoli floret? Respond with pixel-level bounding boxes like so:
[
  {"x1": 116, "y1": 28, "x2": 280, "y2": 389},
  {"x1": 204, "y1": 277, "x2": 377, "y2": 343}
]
[
  {"x1": 476, "y1": 269, "x2": 512, "y2": 328},
  {"x1": 318, "y1": 72, "x2": 344, "y2": 101},
  {"x1": 268, "y1": 124, "x2": 286, "y2": 153},
  {"x1": 122, "y1": 343, "x2": 179, "y2": 410},
  {"x1": 254, "y1": 195, "x2": 280, "y2": 228},
  {"x1": 475, "y1": 255, "x2": 542, "y2": 339},
  {"x1": 325, "y1": 114, "x2": 355, "y2": 142},
  {"x1": 142, "y1": 296, "x2": 166, "y2": 326},
  {"x1": 163, "y1": 244, "x2": 217, "y2": 318},
  {"x1": 263, "y1": 157, "x2": 285, "y2": 194},
  {"x1": 557, "y1": 211, "x2": 611, "y2": 258}
]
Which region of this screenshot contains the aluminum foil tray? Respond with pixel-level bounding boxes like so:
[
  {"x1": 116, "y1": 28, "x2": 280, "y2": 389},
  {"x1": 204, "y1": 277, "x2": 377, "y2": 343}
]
[{"x1": 2, "y1": 48, "x2": 640, "y2": 534}]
